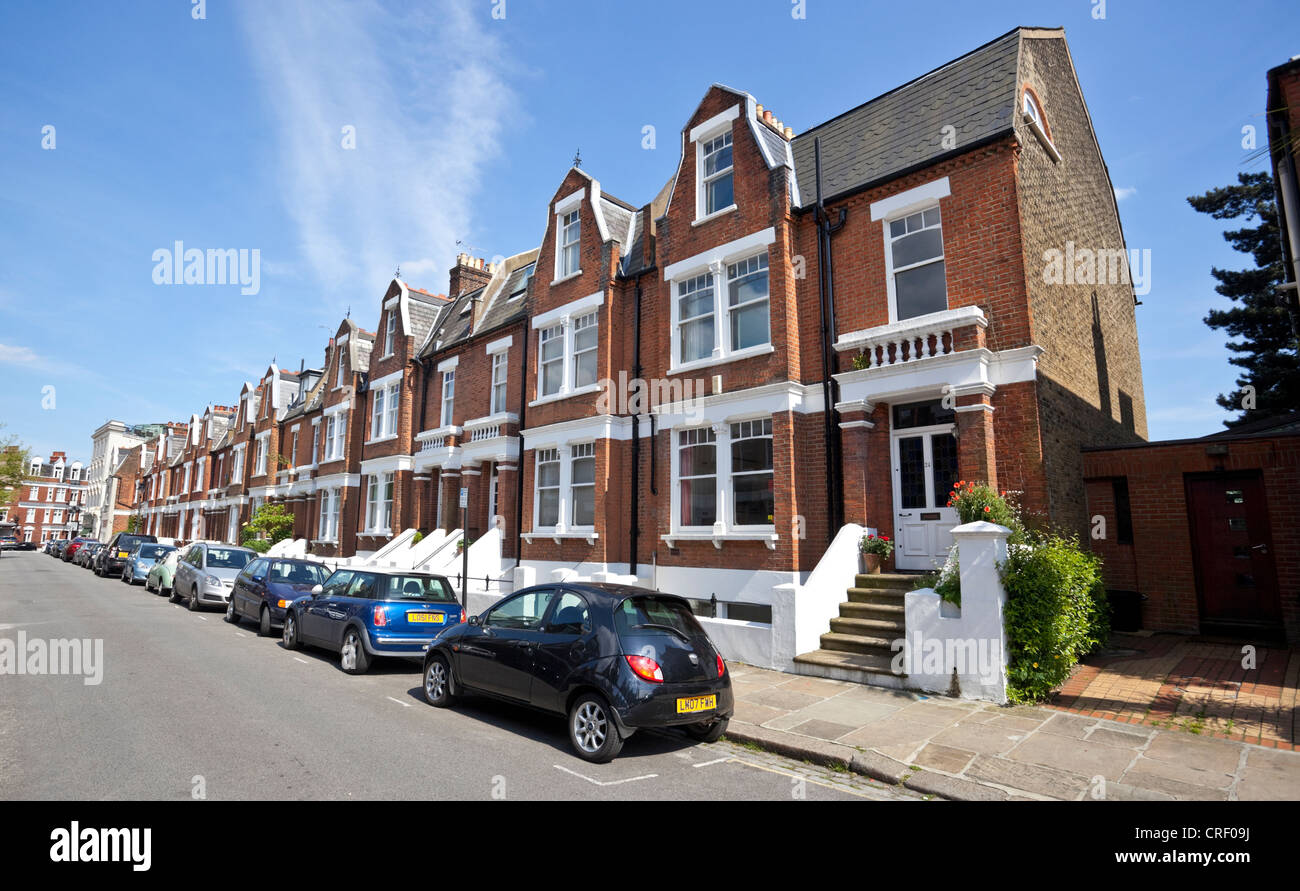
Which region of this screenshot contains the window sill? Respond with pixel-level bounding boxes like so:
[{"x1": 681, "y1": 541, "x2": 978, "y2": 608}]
[
  {"x1": 310, "y1": 539, "x2": 337, "y2": 545},
  {"x1": 661, "y1": 530, "x2": 778, "y2": 550},
  {"x1": 669, "y1": 343, "x2": 774, "y2": 375},
  {"x1": 359, "y1": 528, "x2": 392, "y2": 537},
  {"x1": 529, "y1": 383, "x2": 603, "y2": 408},
  {"x1": 692, "y1": 204, "x2": 737, "y2": 227},
  {"x1": 522, "y1": 530, "x2": 599, "y2": 545},
  {"x1": 550, "y1": 271, "x2": 583, "y2": 287},
  {"x1": 364, "y1": 434, "x2": 398, "y2": 446}
]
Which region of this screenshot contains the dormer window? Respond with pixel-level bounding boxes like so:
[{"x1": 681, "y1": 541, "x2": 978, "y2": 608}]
[
  {"x1": 384, "y1": 311, "x2": 396, "y2": 356},
  {"x1": 1021, "y1": 87, "x2": 1060, "y2": 161},
  {"x1": 1023, "y1": 91, "x2": 1042, "y2": 129},
  {"x1": 559, "y1": 210, "x2": 580, "y2": 278},
  {"x1": 701, "y1": 131, "x2": 734, "y2": 216},
  {"x1": 336, "y1": 354, "x2": 345, "y2": 388}
]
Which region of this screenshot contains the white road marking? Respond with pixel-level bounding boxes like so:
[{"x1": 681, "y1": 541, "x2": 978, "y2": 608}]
[
  {"x1": 386, "y1": 696, "x2": 412, "y2": 708},
  {"x1": 235, "y1": 632, "x2": 246, "y2": 638},
  {"x1": 692, "y1": 756, "x2": 731, "y2": 768},
  {"x1": 197, "y1": 616, "x2": 208, "y2": 622},
  {"x1": 553, "y1": 764, "x2": 657, "y2": 786},
  {"x1": 293, "y1": 657, "x2": 309, "y2": 664}
]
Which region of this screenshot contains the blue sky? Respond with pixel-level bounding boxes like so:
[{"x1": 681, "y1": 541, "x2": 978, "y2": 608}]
[{"x1": 0, "y1": 0, "x2": 1293, "y2": 463}]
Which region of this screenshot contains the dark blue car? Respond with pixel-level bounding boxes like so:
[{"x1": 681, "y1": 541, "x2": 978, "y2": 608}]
[
  {"x1": 226, "y1": 557, "x2": 331, "y2": 636},
  {"x1": 281, "y1": 568, "x2": 461, "y2": 674}
]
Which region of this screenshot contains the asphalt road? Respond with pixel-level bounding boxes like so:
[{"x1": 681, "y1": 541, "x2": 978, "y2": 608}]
[{"x1": 0, "y1": 552, "x2": 924, "y2": 801}]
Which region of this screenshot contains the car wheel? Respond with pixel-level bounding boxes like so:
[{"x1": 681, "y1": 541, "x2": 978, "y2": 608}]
[
  {"x1": 282, "y1": 613, "x2": 300, "y2": 650},
  {"x1": 258, "y1": 607, "x2": 272, "y2": 637},
  {"x1": 225, "y1": 598, "x2": 240, "y2": 624},
  {"x1": 423, "y1": 655, "x2": 455, "y2": 707},
  {"x1": 188, "y1": 587, "x2": 200, "y2": 612},
  {"x1": 684, "y1": 718, "x2": 729, "y2": 744},
  {"x1": 168, "y1": 586, "x2": 180, "y2": 604},
  {"x1": 568, "y1": 693, "x2": 624, "y2": 763},
  {"x1": 340, "y1": 629, "x2": 370, "y2": 675}
]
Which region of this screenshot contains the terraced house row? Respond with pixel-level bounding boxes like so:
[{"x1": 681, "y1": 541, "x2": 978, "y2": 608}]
[{"x1": 120, "y1": 28, "x2": 1146, "y2": 670}]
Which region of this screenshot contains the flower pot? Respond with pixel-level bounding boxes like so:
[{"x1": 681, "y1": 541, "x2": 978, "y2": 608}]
[{"x1": 861, "y1": 552, "x2": 882, "y2": 574}]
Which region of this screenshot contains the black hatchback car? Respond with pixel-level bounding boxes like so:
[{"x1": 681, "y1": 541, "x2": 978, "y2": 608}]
[
  {"x1": 93, "y1": 532, "x2": 158, "y2": 578},
  {"x1": 422, "y1": 583, "x2": 733, "y2": 763}
]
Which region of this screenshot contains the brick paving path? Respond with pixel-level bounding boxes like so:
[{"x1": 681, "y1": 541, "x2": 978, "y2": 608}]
[{"x1": 1049, "y1": 634, "x2": 1298, "y2": 749}]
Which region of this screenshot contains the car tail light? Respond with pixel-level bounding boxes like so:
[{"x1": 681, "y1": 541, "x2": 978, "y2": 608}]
[
  {"x1": 458, "y1": 609, "x2": 465, "y2": 624},
  {"x1": 373, "y1": 605, "x2": 388, "y2": 627},
  {"x1": 625, "y1": 654, "x2": 663, "y2": 683},
  {"x1": 716, "y1": 653, "x2": 726, "y2": 678},
  {"x1": 277, "y1": 599, "x2": 292, "y2": 609}
]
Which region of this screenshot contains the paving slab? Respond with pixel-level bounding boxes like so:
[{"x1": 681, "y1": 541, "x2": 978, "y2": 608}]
[
  {"x1": 965, "y1": 754, "x2": 1091, "y2": 799},
  {"x1": 914, "y1": 743, "x2": 977, "y2": 774},
  {"x1": 931, "y1": 721, "x2": 1027, "y2": 756},
  {"x1": 1006, "y1": 733, "x2": 1139, "y2": 781},
  {"x1": 1235, "y1": 748, "x2": 1300, "y2": 801}
]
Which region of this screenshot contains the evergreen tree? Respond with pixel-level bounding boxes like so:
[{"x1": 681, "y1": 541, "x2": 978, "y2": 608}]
[{"x1": 1187, "y1": 171, "x2": 1299, "y2": 426}]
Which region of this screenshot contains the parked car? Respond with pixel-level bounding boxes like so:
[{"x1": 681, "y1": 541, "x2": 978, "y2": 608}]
[
  {"x1": 77, "y1": 543, "x2": 102, "y2": 568},
  {"x1": 282, "y1": 568, "x2": 461, "y2": 674},
  {"x1": 145, "y1": 548, "x2": 182, "y2": 597},
  {"x1": 226, "y1": 557, "x2": 331, "y2": 636},
  {"x1": 122, "y1": 542, "x2": 176, "y2": 585},
  {"x1": 0, "y1": 536, "x2": 18, "y2": 550},
  {"x1": 94, "y1": 531, "x2": 159, "y2": 577},
  {"x1": 16, "y1": 540, "x2": 36, "y2": 551},
  {"x1": 49, "y1": 539, "x2": 69, "y2": 558},
  {"x1": 172, "y1": 542, "x2": 256, "y2": 611},
  {"x1": 422, "y1": 583, "x2": 733, "y2": 763},
  {"x1": 62, "y1": 538, "x2": 96, "y2": 562}
]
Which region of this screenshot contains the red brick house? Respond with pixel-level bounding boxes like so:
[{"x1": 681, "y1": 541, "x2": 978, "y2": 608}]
[{"x1": 4, "y1": 450, "x2": 86, "y2": 543}]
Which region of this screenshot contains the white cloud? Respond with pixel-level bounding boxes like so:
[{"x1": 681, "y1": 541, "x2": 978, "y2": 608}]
[
  {"x1": 237, "y1": 0, "x2": 516, "y2": 301},
  {"x1": 0, "y1": 344, "x2": 40, "y2": 365},
  {"x1": 1114, "y1": 186, "x2": 1137, "y2": 201}
]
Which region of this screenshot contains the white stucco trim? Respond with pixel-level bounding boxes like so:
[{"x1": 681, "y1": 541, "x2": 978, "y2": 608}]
[
  {"x1": 531, "y1": 290, "x2": 605, "y2": 329},
  {"x1": 663, "y1": 227, "x2": 775, "y2": 281},
  {"x1": 485, "y1": 335, "x2": 513, "y2": 355},
  {"x1": 689, "y1": 104, "x2": 740, "y2": 144},
  {"x1": 869, "y1": 176, "x2": 951, "y2": 221}
]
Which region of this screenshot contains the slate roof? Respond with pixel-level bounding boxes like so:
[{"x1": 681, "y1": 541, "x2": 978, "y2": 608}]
[
  {"x1": 790, "y1": 28, "x2": 1023, "y2": 206},
  {"x1": 407, "y1": 291, "x2": 447, "y2": 345},
  {"x1": 475, "y1": 253, "x2": 537, "y2": 336}
]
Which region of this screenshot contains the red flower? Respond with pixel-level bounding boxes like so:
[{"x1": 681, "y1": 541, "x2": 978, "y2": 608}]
[{"x1": 983, "y1": 505, "x2": 991, "y2": 513}]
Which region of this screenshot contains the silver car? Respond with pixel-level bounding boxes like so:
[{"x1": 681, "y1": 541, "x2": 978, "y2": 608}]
[{"x1": 172, "y1": 542, "x2": 257, "y2": 612}]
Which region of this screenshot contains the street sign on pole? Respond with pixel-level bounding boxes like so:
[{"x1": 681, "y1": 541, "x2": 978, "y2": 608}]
[{"x1": 460, "y1": 488, "x2": 469, "y2": 609}]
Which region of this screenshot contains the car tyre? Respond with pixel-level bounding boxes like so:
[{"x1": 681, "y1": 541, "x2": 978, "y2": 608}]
[
  {"x1": 188, "y1": 587, "x2": 201, "y2": 612},
  {"x1": 568, "y1": 693, "x2": 624, "y2": 763},
  {"x1": 167, "y1": 586, "x2": 180, "y2": 604},
  {"x1": 282, "y1": 613, "x2": 301, "y2": 650},
  {"x1": 684, "y1": 718, "x2": 729, "y2": 743},
  {"x1": 258, "y1": 607, "x2": 272, "y2": 637},
  {"x1": 340, "y1": 629, "x2": 370, "y2": 675},
  {"x1": 423, "y1": 655, "x2": 456, "y2": 707},
  {"x1": 225, "y1": 598, "x2": 240, "y2": 624}
]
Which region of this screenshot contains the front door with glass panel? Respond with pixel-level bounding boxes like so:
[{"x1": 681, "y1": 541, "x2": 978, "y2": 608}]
[{"x1": 890, "y1": 400, "x2": 959, "y2": 571}]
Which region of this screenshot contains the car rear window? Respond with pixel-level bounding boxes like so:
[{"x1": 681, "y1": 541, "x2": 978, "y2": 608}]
[
  {"x1": 379, "y1": 575, "x2": 457, "y2": 602},
  {"x1": 614, "y1": 596, "x2": 705, "y2": 640},
  {"x1": 116, "y1": 535, "x2": 155, "y2": 551},
  {"x1": 270, "y1": 561, "x2": 328, "y2": 586},
  {"x1": 138, "y1": 545, "x2": 172, "y2": 559},
  {"x1": 207, "y1": 548, "x2": 253, "y2": 569}
]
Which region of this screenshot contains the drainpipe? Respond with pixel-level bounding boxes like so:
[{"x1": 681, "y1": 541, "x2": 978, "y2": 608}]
[
  {"x1": 814, "y1": 137, "x2": 848, "y2": 536},
  {"x1": 630, "y1": 278, "x2": 642, "y2": 577},
  {"x1": 514, "y1": 315, "x2": 528, "y2": 567}
]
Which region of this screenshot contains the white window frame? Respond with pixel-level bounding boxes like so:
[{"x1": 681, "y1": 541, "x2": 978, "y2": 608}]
[
  {"x1": 559, "y1": 209, "x2": 581, "y2": 279},
  {"x1": 384, "y1": 310, "x2": 397, "y2": 357},
  {"x1": 690, "y1": 105, "x2": 740, "y2": 223},
  {"x1": 365, "y1": 472, "x2": 394, "y2": 534},
  {"x1": 441, "y1": 370, "x2": 456, "y2": 428},
  {"x1": 882, "y1": 203, "x2": 947, "y2": 324},
  {"x1": 728, "y1": 417, "x2": 775, "y2": 530},
  {"x1": 674, "y1": 426, "x2": 718, "y2": 532},
  {"x1": 533, "y1": 447, "x2": 562, "y2": 532},
  {"x1": 254, "y1": 434, "x2": 269, "y2": 476},
  {"x1": 568, "y1": 441, "x2": 596, "y2": 530},
  {"x1": 666, "y1": 234, "x2": 775, "y2": 373},
  {"x1": 669, "y1": 416, "x2": 776, "y2": 536},
  {"x1": 490, "y1": 351, "x2": 508, "y2": 415},
  {"x1": 551, "y1": 188, "x2": 585, "y2": 284},
  {"x1": 699, "y1": 130, "x2": 735, "y2": 219},
  {"x1": 310, "y1": 419, "x2": 320, "y2": 465},
  {"x1": 530, "y1": 292, "x2": 605, "y2": 405}
]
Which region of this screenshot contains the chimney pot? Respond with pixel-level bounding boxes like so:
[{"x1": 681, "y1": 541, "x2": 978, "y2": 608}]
[
  {"x1": 763, "y1": 109, "x2": 773, "y2": 123},
  {"x1": 784, "y1": 126, "x2": 793, "y2": 139}
]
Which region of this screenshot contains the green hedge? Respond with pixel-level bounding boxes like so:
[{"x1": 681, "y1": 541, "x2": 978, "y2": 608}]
[{"x1": 1000, "y1": 534, "x2": 1109, "y2": 702}]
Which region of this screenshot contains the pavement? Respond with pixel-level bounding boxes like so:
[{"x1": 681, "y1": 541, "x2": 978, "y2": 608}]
[
  {"x1": 722, "y1": 662, "x2": 1300, "y2": 800},
  {"x1": 0, "y1": 552, "x2": 921, "y2": 802}
]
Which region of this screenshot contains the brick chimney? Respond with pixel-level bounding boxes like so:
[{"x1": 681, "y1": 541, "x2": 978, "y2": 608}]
[{"x1": 448, "y1": 252, "x2": 497, "y2": 298}]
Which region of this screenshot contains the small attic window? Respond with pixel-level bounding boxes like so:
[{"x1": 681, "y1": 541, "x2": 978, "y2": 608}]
[
  {"x1": 509, "y1": 263, "x2": 536, "y2": 301},
  {"x1": 1021, "y1": 87, "x2": 1061, "y2": 162}
]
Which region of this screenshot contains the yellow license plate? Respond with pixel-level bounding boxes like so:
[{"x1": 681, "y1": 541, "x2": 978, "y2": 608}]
[
  {"x1": 408, "y1": 612, "x2": 445, "y2": 624},
  {"x1": 118, "y1": 551, "x2": 129, "y2": 558},
  {"x1": 676, "y1": 695, "x2": 716, "y2": 714}
]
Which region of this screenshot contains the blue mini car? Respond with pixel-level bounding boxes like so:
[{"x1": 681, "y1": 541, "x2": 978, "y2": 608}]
[
  {"x1": 122, "y1": 543, "x2": 176, "y2": 585},
  {"x1": 281, "y1": 568, "x2": 461, "y2": 674}
]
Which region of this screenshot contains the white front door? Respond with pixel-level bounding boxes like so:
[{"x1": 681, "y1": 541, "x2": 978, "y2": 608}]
[{"x1": 891, "y1": 423, "x2": 960, "y2": 571}]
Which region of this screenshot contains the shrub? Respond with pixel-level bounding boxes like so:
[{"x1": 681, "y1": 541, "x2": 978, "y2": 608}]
[
  {"x1": 240, "y1": 503, "x2": 294, "y2": 550},
  {"x1": 947, "y1": 481, "x2": 1024, "y2": 542},
  {"x1": 1000, "y1": 533, "x2": 1109, "y2": 702},
  {"x1": 243, "y1": 538, "x2": 271, "y2": 554}
]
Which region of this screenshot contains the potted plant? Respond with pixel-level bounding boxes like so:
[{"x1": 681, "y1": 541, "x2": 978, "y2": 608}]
[{"x1": 859, "y1": 533, "x2": 893, "y2": 574}]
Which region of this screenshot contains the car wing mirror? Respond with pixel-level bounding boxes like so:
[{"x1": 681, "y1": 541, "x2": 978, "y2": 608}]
[
  {"x1": 311, "y1": 584, "x2": 324, "y2": 597},
  {"x1": 468, "y1": 614, "x2": 481, "y2": 626}
]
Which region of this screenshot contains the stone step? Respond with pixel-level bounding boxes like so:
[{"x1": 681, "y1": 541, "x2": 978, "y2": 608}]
[
  {"x1": 847, "y1": 587, "x2": 908, "y2": 605},
  {"x1": 819, "y1": 631, "x2": 896, "y2": 656},
  {"x1": 840, "y1": 600, "x2": 905, "y2": 620},
  {"x1": 830, "y1": 616, "x2": 905, "y2": 637},
  {"x1": 854, "y1": 572, "x2": 927, "y2": 590},
  {"x1": 792, "y1": 648, "x2": 905, "y2": 687}
]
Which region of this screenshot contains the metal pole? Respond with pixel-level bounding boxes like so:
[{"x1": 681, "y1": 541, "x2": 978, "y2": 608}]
[{"x1": 460, "y1": 497, "x2": 469, "y2": 609}]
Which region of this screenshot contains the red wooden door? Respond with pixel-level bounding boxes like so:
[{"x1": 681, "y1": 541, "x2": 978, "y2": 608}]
[{"x1": 1186, "y1": 474, "x2": 1281, "y2": 624}]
